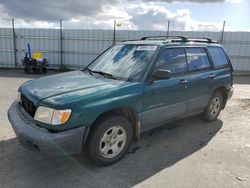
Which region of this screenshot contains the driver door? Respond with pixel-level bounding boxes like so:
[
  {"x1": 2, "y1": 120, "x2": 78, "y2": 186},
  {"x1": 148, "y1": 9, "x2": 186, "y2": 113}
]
[{"x1": 142, "y1": 48, "x2": 190, "y2": 132}]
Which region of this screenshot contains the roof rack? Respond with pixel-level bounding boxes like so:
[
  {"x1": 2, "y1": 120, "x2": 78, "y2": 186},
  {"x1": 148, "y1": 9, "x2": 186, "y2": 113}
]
[
  {"x1": 187, "y1": 38, "x2": 219, "y2": 44},
  {"x1": 140, "y1": 36, "x2": 218, "y2": 44},
  {"x1": 203, "y1": 37, "x2": 213, "y2": 43},
  {"x1": 141, "y1": 35, "x2": 188, "y2": 41}
]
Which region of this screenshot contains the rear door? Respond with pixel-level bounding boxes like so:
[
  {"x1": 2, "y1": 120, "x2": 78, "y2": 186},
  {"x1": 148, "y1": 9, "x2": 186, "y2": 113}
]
[
  {"x1": 185, "y1": 47, "x2": 214, "y2": 113},
  {"x1": 142, "y1": 48, "x2": 190, "y2": 132},
  {"x1": 207, "y1": 47, "x2": 233, "y2": 89}
]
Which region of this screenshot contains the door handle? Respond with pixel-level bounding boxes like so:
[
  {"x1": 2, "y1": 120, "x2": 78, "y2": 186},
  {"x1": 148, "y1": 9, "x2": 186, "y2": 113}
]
[
  {"x1": 208, "y1": 74, "x2": 215, "y2": 79},
  {"x1": 179, "y1": 79, "x2": 187, "y2": 85}
]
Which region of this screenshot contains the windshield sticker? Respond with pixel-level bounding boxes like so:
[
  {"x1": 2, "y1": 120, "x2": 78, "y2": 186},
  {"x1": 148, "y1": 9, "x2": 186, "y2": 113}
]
[{"x1": 136, "y1": 46, "x2": 157, "y2": 51}]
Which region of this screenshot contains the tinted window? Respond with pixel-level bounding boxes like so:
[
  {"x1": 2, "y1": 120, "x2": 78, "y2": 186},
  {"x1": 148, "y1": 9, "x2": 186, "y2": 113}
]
[
  {"x1": 155, "y1": 48, "x2": 187, "y2": 75},
  {"x1": 186, "y1": 48, "x2": 211, "y2": 72},
  {"x1": 208, "y1": 47, "x2": 229, "y2": 68}
]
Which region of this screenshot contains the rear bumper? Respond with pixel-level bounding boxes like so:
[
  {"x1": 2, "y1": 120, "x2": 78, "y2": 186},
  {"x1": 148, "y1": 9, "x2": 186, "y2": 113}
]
[
  {"x1": 8, "y1": 101, "x2": 85, "y2": 155},
  {"x1": 227, "y1": 87, "x2": 234, "y2": 100}
]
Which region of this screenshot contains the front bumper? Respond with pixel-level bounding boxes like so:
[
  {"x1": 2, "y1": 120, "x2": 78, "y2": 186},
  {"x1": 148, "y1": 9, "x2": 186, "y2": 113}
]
[{"x1": 8, "y1": 101, "x2": 85, "y2": 155}]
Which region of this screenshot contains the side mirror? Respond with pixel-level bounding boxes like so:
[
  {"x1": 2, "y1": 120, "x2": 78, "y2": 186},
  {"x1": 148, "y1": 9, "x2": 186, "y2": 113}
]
[{"x1": 151, "y1": 69, "x2": 171, "y2": 81}]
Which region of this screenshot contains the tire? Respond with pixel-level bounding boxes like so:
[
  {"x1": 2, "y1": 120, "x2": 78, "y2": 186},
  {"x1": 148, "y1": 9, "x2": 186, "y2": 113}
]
[
  {"x1": 24, "y1": 67, "x2": 29, "y2": 73},
  {"x1": 41, "y1": 67, "x2": 47, "y2": 74},
  {"x1": 32, "y1": 67, "x2": 37, "y2": 73},
  {"x1": 86, "y1": 116, "x2": 133, "y2": 166},
  {"x1": 202, "y1": 91, "x2": 223, "y2": 122}
]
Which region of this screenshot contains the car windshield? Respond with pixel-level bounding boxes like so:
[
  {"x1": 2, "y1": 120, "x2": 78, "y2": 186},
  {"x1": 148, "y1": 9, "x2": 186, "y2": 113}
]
[{"x1": 87, "y1": 44, "x2": 158, "y2": 81}]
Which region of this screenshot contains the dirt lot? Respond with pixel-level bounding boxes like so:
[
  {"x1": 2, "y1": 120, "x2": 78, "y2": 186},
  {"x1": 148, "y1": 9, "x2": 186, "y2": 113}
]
[{"x1": 0, "y1": 69, "x2": 250, "y2": 188}]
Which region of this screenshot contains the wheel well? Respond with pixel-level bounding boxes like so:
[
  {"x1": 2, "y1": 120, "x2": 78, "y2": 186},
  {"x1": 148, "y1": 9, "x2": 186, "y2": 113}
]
[
  {"x1": 83, "y1": 107, "x2": 139, "y2": 147},
  {"x1": 214, "y1": 86, "x2": 227, "y2": 109}
]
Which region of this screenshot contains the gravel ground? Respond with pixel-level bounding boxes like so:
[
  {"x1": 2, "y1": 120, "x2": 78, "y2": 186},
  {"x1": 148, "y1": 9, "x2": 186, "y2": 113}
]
[{"x1": 0, "y1": 69, "x2": 250, "y2": 188}]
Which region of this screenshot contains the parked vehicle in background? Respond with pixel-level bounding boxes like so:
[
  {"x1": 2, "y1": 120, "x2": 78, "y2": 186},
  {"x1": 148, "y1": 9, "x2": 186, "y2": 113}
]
[{"x1": 8, "y1": 36, "x2": 234, "y2": 166}]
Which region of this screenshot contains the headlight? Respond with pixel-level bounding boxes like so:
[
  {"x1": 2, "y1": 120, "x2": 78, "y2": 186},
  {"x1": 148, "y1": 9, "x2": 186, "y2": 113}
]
[{"x1": 34, "y1": 106, "x2": 71, "y2": 125}]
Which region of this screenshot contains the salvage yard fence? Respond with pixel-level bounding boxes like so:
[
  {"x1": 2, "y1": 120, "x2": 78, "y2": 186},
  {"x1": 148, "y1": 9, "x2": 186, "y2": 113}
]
[{"x1": 0, "y1": 28, "x2": 250, "y2": 72}]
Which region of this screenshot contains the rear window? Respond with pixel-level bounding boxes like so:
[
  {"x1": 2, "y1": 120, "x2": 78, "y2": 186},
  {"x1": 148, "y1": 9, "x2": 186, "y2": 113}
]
[
  {"x1": 207, "y1": 47, "x2": 229, "y2": 69},
  {"x1": 186, "y1": 48, "x2": 211, "y2": 72}
]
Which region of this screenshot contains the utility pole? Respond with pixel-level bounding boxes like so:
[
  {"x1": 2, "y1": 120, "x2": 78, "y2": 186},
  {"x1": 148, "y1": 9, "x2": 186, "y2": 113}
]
[{"x1": 220, "y1": 21, "x2": 226, "y2": 44}]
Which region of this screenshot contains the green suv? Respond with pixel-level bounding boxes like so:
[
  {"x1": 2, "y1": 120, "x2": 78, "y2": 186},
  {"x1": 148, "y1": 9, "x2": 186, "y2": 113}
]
[{"x1": 8, "y1": 36, "x2": 234, "y2": 165}]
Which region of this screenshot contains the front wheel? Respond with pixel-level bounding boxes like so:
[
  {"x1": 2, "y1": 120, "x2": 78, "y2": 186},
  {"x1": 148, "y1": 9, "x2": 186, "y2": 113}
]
[
  {"x1": 202, "y1": 91, "x2": 223, "y2": 122},
  {"x1": 86, "y1": 116, "x2": 133, "y2": 166}
]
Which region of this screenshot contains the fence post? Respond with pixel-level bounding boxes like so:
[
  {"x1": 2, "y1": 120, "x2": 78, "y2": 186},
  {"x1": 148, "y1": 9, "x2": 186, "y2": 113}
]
[
  {"x1": 113, "y1": 20, "x2": 116, "y2": 44},
  {"x1": 167, "y1": 20, "x2": 171, "y2": 38},
  {"x1": 12, "y1": 18, "x2": 17, "y2": 68},
  {"x1": 59, "y1": 19, "x2": 63, "y2": 70},
  {"x1": 220, "y1": 21, "x2": 226, "y2": 44}
]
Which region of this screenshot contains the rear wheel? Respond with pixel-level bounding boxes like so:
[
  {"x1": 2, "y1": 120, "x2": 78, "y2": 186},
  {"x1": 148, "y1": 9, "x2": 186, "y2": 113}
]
[
  {"x1": 86, "y1": 116, "x2": 133, "y2": 166},
  {"x1": 202, "y1": 91, "x2": 223, "y2": 122}
]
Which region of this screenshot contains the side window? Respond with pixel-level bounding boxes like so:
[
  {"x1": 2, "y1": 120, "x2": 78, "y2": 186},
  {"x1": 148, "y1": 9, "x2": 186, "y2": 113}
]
[
  {"x1": 186, "y1": 48, "x2": 211, "y2": 72},
  {"x1": 207, "y1": 47, "x2": 229, "y2": 69},
  {"x1": 155, "y1": 48, "x2": 187, "y2": 75}
]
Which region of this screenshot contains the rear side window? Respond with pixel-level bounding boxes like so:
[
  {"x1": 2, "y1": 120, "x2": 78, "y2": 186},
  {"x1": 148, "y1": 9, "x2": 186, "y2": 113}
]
[
  {"x1": 207, "y1": 47, "x2": 229, "y2": 69},
  {"x1": 155, "y1": 48, "x2": 187, "y2": 75},
  {"x1": 186, "y1": 48, "x2": 211, "y2": 72}
]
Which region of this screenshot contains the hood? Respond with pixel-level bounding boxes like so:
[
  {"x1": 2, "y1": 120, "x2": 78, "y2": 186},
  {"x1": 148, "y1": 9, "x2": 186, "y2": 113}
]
[{"x1": 20, "y1": 71, "x2": 124, "y2": 102}]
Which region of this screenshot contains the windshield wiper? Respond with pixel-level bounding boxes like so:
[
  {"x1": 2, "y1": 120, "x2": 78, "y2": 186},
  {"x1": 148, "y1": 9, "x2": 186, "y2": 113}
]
[
  {"x1": 83, "y1": 67, "x2": 93, "y2": 75},
  {"x1": 83, "y1": 67, "x2": 124, "y2": 81},
  {"x1": 91, "y1": 70, "x2": 119, "y2": 80}
]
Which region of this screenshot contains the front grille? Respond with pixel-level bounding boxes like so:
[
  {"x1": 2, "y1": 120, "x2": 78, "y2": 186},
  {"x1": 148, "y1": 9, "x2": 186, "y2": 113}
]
[{"x1": 21, "y1": 94, "x2": 37, "y2": 117}]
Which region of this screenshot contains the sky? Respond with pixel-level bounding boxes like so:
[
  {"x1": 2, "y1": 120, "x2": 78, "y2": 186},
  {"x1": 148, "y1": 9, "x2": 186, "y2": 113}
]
[{"x1": 0, "y1": 0, "x2": 249, "y2": 31}]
